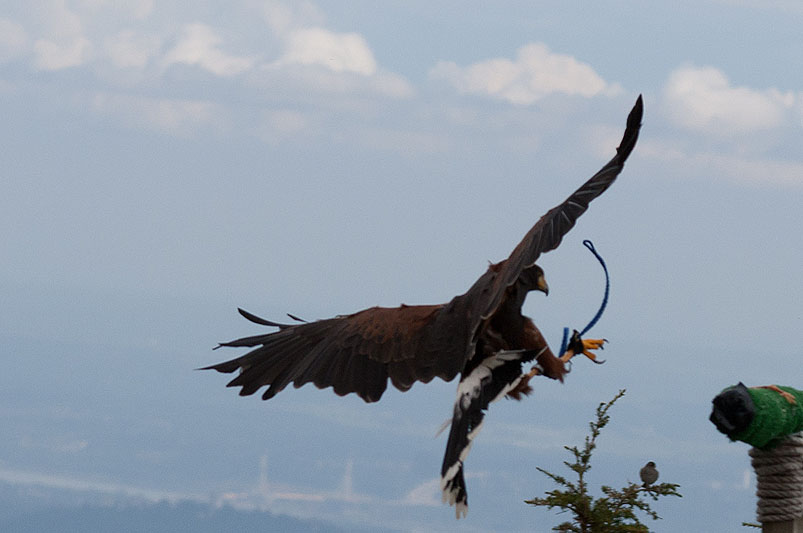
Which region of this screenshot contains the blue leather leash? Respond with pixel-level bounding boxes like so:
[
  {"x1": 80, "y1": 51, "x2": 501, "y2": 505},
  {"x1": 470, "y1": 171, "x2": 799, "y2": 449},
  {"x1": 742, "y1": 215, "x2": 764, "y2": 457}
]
[{"x1": 558, "y1": 240, "x2": 610, "y2": 356}]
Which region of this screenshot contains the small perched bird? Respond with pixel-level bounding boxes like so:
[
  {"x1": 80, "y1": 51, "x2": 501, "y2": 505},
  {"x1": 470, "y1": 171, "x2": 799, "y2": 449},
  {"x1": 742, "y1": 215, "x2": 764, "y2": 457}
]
[
  {"x1": 640, "y1": 461, "x2": 659, "y2": 487},
  {"x1": 203, "y1": 96, "x2": 644, "y2": 518}
]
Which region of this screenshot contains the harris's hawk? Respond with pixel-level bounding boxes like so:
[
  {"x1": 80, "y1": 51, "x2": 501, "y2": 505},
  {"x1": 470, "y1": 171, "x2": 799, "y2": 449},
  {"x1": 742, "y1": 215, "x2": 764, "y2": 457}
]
[{"x1": 203, "y1": 95, "x2": 643, "y2": 518}]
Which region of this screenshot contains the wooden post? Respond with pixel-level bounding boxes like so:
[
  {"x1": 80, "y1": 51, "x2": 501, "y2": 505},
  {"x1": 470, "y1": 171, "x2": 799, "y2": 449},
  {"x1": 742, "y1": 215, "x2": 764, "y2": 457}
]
[{"x1": 763, "y1": 518, "x2": 802, "y2": 533}]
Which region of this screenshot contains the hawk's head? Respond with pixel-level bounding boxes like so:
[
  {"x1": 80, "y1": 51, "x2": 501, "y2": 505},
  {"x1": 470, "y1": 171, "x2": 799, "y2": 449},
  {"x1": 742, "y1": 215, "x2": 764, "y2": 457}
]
[{"x1": 519, "y1": 264, "x2": 549, "y2": 296}]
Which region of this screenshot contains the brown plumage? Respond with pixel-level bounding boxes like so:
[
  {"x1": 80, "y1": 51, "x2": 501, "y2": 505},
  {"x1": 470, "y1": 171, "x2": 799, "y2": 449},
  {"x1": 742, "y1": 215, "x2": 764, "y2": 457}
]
[
  {"x1": 202, "y1": 95, "x2": 644, "y2": 518},
  {"x1": 640, "y1": 461, "x2": 659, "y2": 487}
]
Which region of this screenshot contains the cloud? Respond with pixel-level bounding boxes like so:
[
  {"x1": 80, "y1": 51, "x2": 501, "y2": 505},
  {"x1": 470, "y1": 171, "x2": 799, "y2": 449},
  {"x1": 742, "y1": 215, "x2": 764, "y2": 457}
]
[
  {"x1": 13, "y1": 0, "x2": 414, "y2": 140},
  {"x1": 104, "y1": 29, "x2": 161, "y2": 69},
  {"x1": 163, "y1": 23, "x2": 255, "y2": 76},
  {"x1": 29, "y1": 0, "x2": 93, "y2": 70},
  {"x1": 273, "y1": 27, "x2": 376, "y2": 75},
  {"x1": 16, "y1": 1, "x2": 411, "y2": 101},
  {"x1": 639, "y1": 138, "x2": 803, "y2": 188},
  {"x1": 34, "y1": 36, "x2": 93, "y2": 70},
  {"x1": 707, "y1": 469, "x2": 754, "y2": 492},
  {"x1": 36, "y1": 0, "x2": 83, "y2": 38},
  {"x1": 260, "y1": 109, "x2": 310, "y2": 141},
  {"x1": 0, "y1": 18, "x2": 28, "y2": 64},
  {"x1": 400, "y1": 478, "x2": 441, "y2": 507},
  {"x1": 256, "y1": 61, "x2": 413, "y2": 100},
  {"x1": 253, "y1": 2, "x2": 413, "y2": 99},
  {"x1": 91, "y1": 92, "x2": 223, "y2": 135},
  {"x1": 125, "y1": 0, "x2": 155, "y2": 20},
  {"x1": 258, "y1": 1, "x2": 413, "y2": 98},
  {"x1": 484, "y1": 422, "x2": 585, "y2": 452},
  {"x1": 368, "y1": 71, "x2": 414, "y2": 98},
  {"x1": 262, "y1": 0, "x2": 326, "y2": 36},
  {"x1": 430, "y1": 43, "x2": 618, "y2": 105},
  {"x1": 663, "y1": 65, "x2": 800, "y2": 134}
]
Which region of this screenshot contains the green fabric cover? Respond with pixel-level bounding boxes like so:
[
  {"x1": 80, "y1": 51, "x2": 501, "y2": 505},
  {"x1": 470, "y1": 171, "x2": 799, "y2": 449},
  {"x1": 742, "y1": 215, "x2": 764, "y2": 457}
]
[{"x1": 733, "y1": 385, "x2": 803, "y2": 449}]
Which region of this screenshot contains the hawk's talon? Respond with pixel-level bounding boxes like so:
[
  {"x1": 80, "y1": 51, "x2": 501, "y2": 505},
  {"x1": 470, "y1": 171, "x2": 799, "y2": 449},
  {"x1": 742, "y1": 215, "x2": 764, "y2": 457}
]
[
  {"x1": 560, "y1": 336, "x2": 607, "y2": 365},
  {"x1": 506, "y1": 337, "x2": 606, "y2": 396},
  {"x1": 582, "y1": 338, "x2": 607, "y2": 350},
  {"x1": 587, "y1": 353, "x2": 606, "y2": 365}
]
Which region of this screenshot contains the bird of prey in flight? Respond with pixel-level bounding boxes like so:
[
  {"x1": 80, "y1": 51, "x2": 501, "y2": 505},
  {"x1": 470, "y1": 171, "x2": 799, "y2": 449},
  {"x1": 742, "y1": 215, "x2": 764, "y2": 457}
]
[{"x1": 203, "y1": 95, "x2": 643, "y2": 518}]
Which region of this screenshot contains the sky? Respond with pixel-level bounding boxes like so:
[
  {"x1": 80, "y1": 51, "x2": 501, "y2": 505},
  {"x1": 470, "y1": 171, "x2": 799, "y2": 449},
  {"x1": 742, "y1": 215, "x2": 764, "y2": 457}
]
[{"x1": 2, "y1": 0, "x2": 803, "y2": 531}]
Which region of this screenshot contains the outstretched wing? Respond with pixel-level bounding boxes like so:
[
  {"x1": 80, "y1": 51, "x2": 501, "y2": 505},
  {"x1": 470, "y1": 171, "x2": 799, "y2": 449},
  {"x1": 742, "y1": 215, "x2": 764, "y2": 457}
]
[
  {"x1": 461, "y1": 95, "x2": 643, "y2": 323},
  {"x1": 202, "y1": 304, "x2": 470, "y2": 403},
  {"x1": 203, "y1": 96, "x2": 643, "y2": 404}
]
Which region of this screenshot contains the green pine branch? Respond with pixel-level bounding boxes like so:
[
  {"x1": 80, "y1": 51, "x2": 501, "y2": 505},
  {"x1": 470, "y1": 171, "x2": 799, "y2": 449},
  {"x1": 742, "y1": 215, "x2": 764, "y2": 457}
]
[{"x1": 525, "y1": 389, "x2": 682, "y2": 532}]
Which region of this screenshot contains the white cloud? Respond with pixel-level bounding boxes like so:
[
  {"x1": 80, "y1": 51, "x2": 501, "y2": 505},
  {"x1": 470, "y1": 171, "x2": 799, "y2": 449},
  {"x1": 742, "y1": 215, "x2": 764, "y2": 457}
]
[
  {"x1": 252, "y1": 3, "x2": 413, "y2": 100},
  {"x1": 400, "y1": 478, "x2": 441, "y2": 507},
  {"x1": 91, "y1": 92, "x2": 223, "y2": 135},
  {"x1": 258, "y1": 109, "x2": 313, "y2": 144},
  {"x1": 0, "y1": 18, "x2": 28, "y2": 64},
  {"x1": 258, "y1": 1, "x2": 412, "y2": 98},
  {"x1": 29, "y1": 0, "x2": 94, "y2": 70},
  {"x1": 663, "y1": 65, "x2": 800, "y2": 134},
  {"x1": 369, "y1": 71, "x2": 415, "y2": 98},
  {"x1": 126, "y1": 0, "x2": 155, "y2": 20},
  {"x1": 639, "y1": 138, "x2": 803, "y2": 188},
  {"x1": 18, "y1": 1, "x2": 411, "y2": 102},
  {"x1": 484, "y1": 422, "x2": 585, "y2": 451},
  {"x1": 163, "y1": 23, "x2": 254, "y2": 76},
  {"x1": 273, "y1": 27, "x2": 377, "y2": 75},
  {"x1": 262, "y1": 0, "x2": 326, "y2": 36},
  {"x1": 430, "y1": 43, "x2": 617, "y2": 105},
  {"x1": 584, "y1": 124, "x2": 633, "y2": 160},
  {"x1": 264, "y1": 109, "x2": 309, "y2": 134},
  {"x1": 37, "y1": 0, "x2": 84, "y2": 39},
  {"x1": 104, "y1": 29, "x2": 161, "y2": 69},
  {"x1": 255, "y1": 63, "x2": 413, "y2": 100},
  {"x1": 34, "y1": 36, "x2": 93, "y2": 70},
  {"x1": 693, "y1": 152, "x2": 803, "y2": 188},
  {"x1": 67, "y1": 0, "x2": 155, "y2": 19}
]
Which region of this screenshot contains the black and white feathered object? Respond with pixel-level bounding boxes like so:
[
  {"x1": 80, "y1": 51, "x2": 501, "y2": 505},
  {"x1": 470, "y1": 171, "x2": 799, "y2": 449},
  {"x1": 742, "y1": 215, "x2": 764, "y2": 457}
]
[{"x1": 441, "y1": 348, "x2": 546, "y2": 518}]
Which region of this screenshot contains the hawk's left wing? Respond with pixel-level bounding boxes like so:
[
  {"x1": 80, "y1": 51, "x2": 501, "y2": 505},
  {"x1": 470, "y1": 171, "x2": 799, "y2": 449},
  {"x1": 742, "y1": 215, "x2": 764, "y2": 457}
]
[{"x1": 464, "y1": 95, "x2": 643, "y2": 323}]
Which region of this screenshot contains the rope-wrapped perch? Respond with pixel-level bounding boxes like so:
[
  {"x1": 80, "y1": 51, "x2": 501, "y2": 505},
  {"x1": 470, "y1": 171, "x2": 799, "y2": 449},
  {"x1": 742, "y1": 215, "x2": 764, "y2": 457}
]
[
  {"x1": 749, "y1": 433, "x2": 803, "y2": 523},
  {"x1": 710, "y1": 383, "x2": 803, "y2": 526}
]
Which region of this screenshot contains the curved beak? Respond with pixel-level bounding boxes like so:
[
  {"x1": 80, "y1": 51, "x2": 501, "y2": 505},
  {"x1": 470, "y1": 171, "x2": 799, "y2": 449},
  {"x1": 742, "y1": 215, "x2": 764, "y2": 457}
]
[{"x1": 537, "y1": 278, "x2": 549, "y2": 296}]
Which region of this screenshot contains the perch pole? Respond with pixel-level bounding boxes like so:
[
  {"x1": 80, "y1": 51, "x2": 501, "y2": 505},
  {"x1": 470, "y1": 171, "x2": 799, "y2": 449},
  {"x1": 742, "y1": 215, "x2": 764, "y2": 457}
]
[{"x1": 710, "y1": 383, "x2": 803, "y2": 533}]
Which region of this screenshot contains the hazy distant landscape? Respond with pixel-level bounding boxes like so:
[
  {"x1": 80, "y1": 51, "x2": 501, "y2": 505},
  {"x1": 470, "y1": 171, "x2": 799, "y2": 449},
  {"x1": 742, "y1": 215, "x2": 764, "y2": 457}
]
[
  {"x1": 0, "y1": 318, "x2": 759, "y2": 531},
  {"x1": 0, "y1": 487, "x2": 363, "y2": 533}
]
